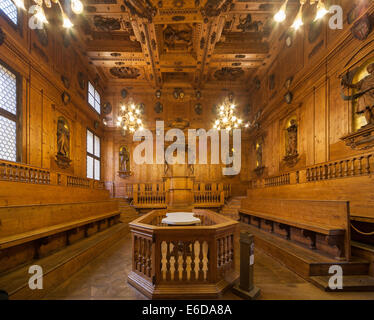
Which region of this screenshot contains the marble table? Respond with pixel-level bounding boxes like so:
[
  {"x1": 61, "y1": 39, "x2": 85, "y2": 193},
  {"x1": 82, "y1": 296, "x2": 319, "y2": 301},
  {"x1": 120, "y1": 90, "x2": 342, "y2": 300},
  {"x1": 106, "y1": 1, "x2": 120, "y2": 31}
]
[{"x1": 161, "y1": 212, "x2": 201, "y2": 226}]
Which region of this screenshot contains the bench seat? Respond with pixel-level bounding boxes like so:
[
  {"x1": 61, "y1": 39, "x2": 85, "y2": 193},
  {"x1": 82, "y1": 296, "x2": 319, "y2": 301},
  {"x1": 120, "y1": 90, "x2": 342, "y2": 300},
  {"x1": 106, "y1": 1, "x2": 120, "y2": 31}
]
[
  {"x1": 239, "y1": 208, "x2": 345, "y2": 236},
  {"x1": 0, "y1": 210, "x2": 120, "y2": 250}
]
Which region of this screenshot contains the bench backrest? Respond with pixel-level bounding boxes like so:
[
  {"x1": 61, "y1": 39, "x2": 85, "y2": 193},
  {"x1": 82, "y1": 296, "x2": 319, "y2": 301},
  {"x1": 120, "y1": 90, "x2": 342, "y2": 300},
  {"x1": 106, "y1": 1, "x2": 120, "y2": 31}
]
[
  {"x1": 0, "y1": 200, "x2": 119, "y2": 238},
  {"x1": 241, "y1": 198, "x2": 350, "y2": 231}
]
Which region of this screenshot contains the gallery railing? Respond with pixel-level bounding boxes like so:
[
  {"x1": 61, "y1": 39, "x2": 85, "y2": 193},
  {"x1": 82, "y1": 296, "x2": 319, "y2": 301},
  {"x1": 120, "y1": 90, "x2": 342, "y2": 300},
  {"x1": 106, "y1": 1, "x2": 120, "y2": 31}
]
[
  {"x1": 193, "y1": 191, "x2": 225, "y2": 207},
  {"x1": 0, "y1": 159, "x2": 105, "y2": 190},
  {"x1": 248, "y1": 152, "x2": 374, "y2": 189}
]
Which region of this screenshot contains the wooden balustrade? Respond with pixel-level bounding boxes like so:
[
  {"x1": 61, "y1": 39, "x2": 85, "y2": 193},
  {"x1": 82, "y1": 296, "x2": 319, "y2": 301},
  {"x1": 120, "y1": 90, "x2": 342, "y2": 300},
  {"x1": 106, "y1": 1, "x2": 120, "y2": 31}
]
[
  {"x1": 194, "y1": 191, "x2": 224, "y2": 206},
  {"x1": 134, "y1": 191, "x2": 166, "y2": 207},
  {"x1": 128, "y1": 209, "x2": 238, "y2": 299},
  {"x1": 66, "y1": 175, "x2": 90, "y2": 188},
  {"x1": 265, "y1": 173, "x2": 290, "y2": 187},
  {"x1": 0, "y1": 160, "x2": 50, "y2": 184},
  {"x1": 248, "y1": 152, "x2": 374, "y2": 190},
  {"x1": 0, "y1": 159, "x2": 104, "y2": 190}
]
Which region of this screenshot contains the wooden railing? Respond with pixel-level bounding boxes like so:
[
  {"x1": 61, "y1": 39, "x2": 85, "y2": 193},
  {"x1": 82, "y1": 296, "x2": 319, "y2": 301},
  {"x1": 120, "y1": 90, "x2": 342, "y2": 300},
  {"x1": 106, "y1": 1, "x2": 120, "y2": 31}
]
[
  {"x1": 128, "y1": 209, "x2": 238, "y2": 299},
  {"x1": 265, "y1": 173, "x2": 290, "y2": 187},
  {"x1": 0, "y1": 160, "x2": 50, "y2": 184},
  {"x1": 248, "y1": 152, "x2": 374, "y2": 190},
  {"x1": 194, "y1": 191, "x2": 225, "y2": 207},
  {"x1": 0, "y1": 159, "x2": 105, "y2": 190},
  {"x1": 67, "y1": 175, "x2": 90, "y2": 188},
  {"x1": 134, "y1": 191, "x2": 167, "y2": 207}
]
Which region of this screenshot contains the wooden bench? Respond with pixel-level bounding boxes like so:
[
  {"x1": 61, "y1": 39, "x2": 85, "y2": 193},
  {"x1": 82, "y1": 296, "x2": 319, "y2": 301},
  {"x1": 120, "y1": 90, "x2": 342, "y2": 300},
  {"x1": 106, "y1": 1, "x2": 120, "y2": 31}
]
[
  {"x1": 239, "y1": 198, "x2": 351, "y2": 260},
  {"x1": 0, "y1": 200, "x2": 120, "y2": 273}
]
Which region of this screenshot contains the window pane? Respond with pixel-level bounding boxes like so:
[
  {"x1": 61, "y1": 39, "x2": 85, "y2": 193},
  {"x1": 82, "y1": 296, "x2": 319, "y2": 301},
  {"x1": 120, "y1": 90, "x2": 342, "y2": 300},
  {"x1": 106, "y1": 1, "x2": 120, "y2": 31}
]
[
  {"x1": 87, "y1": 156, "x2": 93, "y2": 179},
  {"x1": 94, "y1": 159, "x2": 100, "y2": 180},
  {"x1": 94, "y1": 100, "x2": 101, "y2": 114},
  {"x1": 87, "y1": 130, "x2": 93, "y2": 154},
  {"x1": 0, "y1": 63, "x2": 17, "y2": 115},
  {"x1": 88, "y1": 81, "x2": 94, "y2": 96},
  {"x1": 94, "y1": 135, "x2": 100, "y2": 157},
  {"x1": 0, "y1": 115, "x2": 16, "y2": 162},
  {"x1": 0, "y1": 0, "x2": 18, "y2": 25},
  {"x1": 95, "y1": 90, "x2": 100, "y2": 104},
  {"x1": 88, "y1": 92, "x2": 95, "y2": 108}
]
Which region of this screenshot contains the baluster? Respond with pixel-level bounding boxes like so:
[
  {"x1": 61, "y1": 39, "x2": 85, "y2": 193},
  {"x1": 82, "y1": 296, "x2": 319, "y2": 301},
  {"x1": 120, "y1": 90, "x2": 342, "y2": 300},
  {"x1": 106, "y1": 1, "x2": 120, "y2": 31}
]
[
  {"x1": 338, "y1": 161, "x2": 343, "y2": 178},
  {"x1": 173, "y1": 241, "x2": 179, "y2": 281},
  {"x1": 358, "y1": 157, "x2": 363, "y2": 175},
  {"x1": 182, "y1": 242, "x2": 188, "y2": 281},
  {"x1": 344, "y1": 160, "x2": 349, "y2": 177},
  {"x1": 351, "y1": 158, "x2": 356, "y2": 176},
  {"x1": 134, "y1": 236, "x2": 139, "y2": 271},
  {"x1": 190, "y1": 241, "x2": 196, "y2": 281},
  {"x1": 365, "y1": 155, "x2": 371, "y2": 174},
  {"x1": 166, "y1": 241, "x2": 171, "y2": 281},
  {"x1": 306, "y1": 168, "x2": 310, "y2": 182},
  {"x1": 198, "y1": 241, "x2": 204, "y2": 281}
]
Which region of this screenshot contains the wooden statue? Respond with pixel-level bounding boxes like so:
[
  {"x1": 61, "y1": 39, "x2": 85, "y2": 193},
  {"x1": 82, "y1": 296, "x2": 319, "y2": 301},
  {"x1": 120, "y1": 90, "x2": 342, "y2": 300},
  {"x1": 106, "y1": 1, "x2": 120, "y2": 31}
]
[
  {"x1": 256, "y1": 142, "x2": 263, "y2": 169},
  {"x1": 119, "y1": 146, "x2": 130, "y2": 173},
  {"x1": 286, "y1": 119, "x2": 298, "y2": 156},
  {"x1": 57, "y1": 118, "x2": 70, "y2": 158},
  {"x1": 342, "y1": 63, "x2": 374, "y2": 127}
]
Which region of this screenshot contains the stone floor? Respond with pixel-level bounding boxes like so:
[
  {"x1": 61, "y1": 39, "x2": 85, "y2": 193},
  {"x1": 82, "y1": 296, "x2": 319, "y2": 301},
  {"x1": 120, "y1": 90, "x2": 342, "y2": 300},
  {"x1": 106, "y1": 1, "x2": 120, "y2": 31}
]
[{"x1": 44, "y1": 231, "x2": 374, "y2": 300}]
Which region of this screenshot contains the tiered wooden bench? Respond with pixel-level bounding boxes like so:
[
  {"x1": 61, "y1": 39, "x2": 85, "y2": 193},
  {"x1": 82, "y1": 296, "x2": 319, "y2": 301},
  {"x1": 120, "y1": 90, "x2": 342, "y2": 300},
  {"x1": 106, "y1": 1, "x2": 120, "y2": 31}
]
[
  {"x1": 239, "y1": 198, "x2": 351, "y2": 261},
  {"x1": 0, "y1": 200, "x2": 121, "y2": 275}
]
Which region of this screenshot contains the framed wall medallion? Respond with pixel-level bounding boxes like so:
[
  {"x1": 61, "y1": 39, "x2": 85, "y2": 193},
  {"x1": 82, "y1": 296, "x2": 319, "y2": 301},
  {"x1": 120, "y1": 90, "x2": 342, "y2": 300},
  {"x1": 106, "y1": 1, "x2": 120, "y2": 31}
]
[
  {"x1": 77, "y1": 72, "x2": 85, "y2": 90},
  {"x1": 103, "y1": 102, "x2": 112, "y2": 115},
  {"x1": 351, "y1": 15, "x2": 372, "y2": 41},
  {"x1": 155, "y1": 101, "x2": 163, "y2": 113},
  {"x1": 284, "y1": 91, "x2": 293, "y2": 104},
  {"x1": 194, "y1": 103, "x2": 203, "y2": 115},
  {"x1": 121, "y1": 88, "x2": 128, "y2": 98},
  {"x1": 61, "y1": 92, "x2": 71, "y2": 105}
]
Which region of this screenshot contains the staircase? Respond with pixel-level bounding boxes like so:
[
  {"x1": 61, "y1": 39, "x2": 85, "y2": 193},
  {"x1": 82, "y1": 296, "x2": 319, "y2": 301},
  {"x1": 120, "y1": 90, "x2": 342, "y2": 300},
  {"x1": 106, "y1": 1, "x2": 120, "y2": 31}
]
[
  {"x1": 219, "y1": 196, "x2": 245, "y2": 220},
  {"x1": 118, "y1": 199, "x2": 139, "y2": 226}
]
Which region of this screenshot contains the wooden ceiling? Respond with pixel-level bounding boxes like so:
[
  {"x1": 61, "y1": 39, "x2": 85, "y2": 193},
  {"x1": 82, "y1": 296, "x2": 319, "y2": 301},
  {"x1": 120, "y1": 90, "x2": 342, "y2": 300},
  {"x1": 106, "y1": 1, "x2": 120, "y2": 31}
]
[{"x1": 80, "y1": 0, "x2": 296, "y2": 90}]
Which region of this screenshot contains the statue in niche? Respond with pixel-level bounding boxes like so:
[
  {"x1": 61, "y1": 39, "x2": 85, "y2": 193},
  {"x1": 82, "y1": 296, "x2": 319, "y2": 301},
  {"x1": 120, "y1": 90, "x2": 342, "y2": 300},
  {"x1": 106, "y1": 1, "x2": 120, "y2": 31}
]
[
  {"x1": 254, "y1": 138, "x2": 265, "y2": 176},
  {"x1": 342, "y1": 63, "x2": 374, "y2": 127},
  {"x1": 55, "y1": 117, "x2": 72, "y2": 169},
  {"x1": 118, "y1": 146, "x2": 132, "y2": 178},
  {"x1": 286, "y1": 119, "x2": 298, "y2": 156},
  {"x1": 283, "y1": 119, "x2": 299, "y2": 167},
  {"x1": 255, "y1": 142, "x2": 262, "y2": 169}
]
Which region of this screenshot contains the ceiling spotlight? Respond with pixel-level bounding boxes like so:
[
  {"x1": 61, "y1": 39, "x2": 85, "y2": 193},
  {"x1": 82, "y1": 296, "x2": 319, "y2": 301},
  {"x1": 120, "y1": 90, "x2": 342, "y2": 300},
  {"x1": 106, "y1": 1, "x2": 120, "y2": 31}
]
[
  {"x1": 314, "y1": 0, "x2": 328, "y2": 21},
  {"x1": 274, "y1": 0, "x2": 288, "y2": 23}
]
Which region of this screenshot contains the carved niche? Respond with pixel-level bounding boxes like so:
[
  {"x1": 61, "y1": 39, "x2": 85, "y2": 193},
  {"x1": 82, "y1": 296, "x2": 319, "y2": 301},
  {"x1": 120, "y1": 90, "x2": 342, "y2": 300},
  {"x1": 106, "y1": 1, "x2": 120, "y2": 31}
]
[
  {"x1": 254, "y1": 137, "x2": 265, "y2": 176},
  {"x1": 118, "y1": 146, "x2": 132, "y2": 178},
  {"x1": 283, "y1": 118, "x2": 299, "y2": 167},
  {"x1": 110, "y1": 67, "x2": 140, "y2": 79},
  {"x1": 55, "y1": 117, "x2": 72, "y2": 169},
  {"x1": 214, "y1": 67, "x2": 244, "y2": 81}
]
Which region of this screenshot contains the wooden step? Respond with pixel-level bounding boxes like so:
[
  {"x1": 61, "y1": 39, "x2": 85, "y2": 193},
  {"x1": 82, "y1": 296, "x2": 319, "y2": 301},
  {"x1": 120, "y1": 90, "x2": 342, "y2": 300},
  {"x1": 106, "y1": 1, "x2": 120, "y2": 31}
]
[
  {"x1": 0, "y1": 223, "x2": 128, "y2": 300},
  {"x1": 310, "y1": 275, "x2": 374, "y2": 292},
  {"x1": 241, "y1": 223, "x2": 370, "y2": 282}
]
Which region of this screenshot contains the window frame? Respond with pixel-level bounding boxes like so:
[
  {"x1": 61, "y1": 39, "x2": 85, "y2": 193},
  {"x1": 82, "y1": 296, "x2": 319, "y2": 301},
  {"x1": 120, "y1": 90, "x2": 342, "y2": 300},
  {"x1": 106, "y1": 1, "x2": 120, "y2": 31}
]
[
  {"x1": 0, "y1": 59, "x2": 22, "y2": 163},
  {"x1": 0, "y1": 0, "x2": 21, "y2": 30},
  {"x1": 86, "y1": 128, "x2": 101, "y2": 181},
  {"x1": 87, "y1": 81, "x2": 101, "y2": 115}
]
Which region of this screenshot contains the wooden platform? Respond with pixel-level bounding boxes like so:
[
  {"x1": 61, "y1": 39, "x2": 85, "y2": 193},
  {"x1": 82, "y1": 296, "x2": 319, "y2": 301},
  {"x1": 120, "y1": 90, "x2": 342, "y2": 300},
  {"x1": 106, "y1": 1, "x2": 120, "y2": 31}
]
[
  {"x1": 241, "y1": 223, "x2": 371, "y2": 281},
  {"x1": 0, "y1": 223, "x2": 127, "y2": 299}
]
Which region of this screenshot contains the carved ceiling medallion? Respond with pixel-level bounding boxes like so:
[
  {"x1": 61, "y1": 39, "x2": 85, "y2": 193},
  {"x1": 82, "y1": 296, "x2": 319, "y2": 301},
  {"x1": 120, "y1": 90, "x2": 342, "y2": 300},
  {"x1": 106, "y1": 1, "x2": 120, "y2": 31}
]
[
  {"x1": 214, "y1": 67, "x2": 244, "y2": 81},
  {"x1": 110, "y1": 67, "x2": 141, "y2": 79},
  {"x1": 93, "y1": 15, "x2": 121, "y2": 32}
]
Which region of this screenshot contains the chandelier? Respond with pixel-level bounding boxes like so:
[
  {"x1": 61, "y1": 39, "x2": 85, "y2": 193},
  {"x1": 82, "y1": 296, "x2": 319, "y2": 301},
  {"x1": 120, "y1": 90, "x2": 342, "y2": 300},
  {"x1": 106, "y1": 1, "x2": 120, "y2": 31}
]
[
  {"x1": 12, "y1": 0, "x2": 83, "y2": 29},
  {"x1": 213, "y1": 96, "x2": 245, "y2": 131},
  {"x1": 116, "y1": 100, "x2": 144, "y2": 133},
  {"x1": 274, "y1": 0, "x2": 329, "y2": 30}
]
